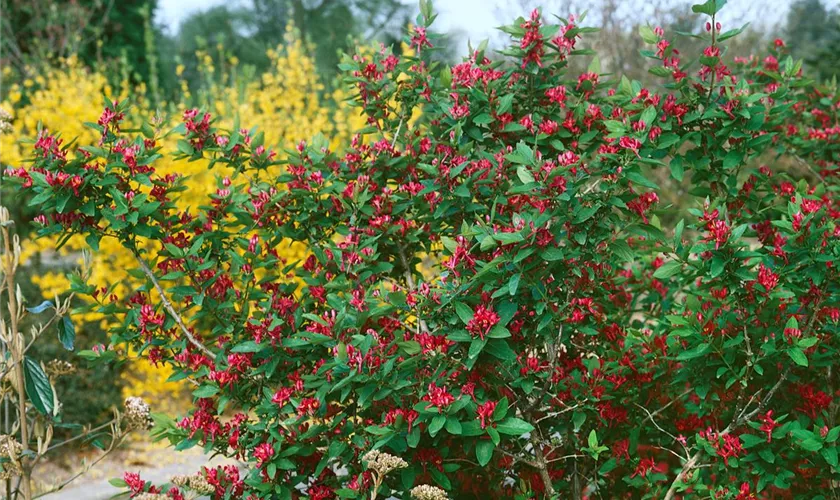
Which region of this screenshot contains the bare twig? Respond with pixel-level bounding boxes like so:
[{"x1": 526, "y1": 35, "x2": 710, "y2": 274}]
[
  {"x1": 133, "y1": 252, "x2": 216, "y2": 360},
  {"x1": 396, "y1": 244, "x2": 430, "y2": 335}
]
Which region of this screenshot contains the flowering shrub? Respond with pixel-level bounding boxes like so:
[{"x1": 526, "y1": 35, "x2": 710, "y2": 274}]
[{"x1": 9, "y1": 0, "x2": 840, "y2": 498}]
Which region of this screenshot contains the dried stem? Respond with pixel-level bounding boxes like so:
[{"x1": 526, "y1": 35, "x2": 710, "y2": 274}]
[
  {"x1": 2, "y1": 218, "x2": 32, "y2": 500},
  {"x1": 397, "y1": 244, "x2": 430, "y2": 335},
  {"x1": 133, "y1": 252, "x2": 216, "y2": 360}
]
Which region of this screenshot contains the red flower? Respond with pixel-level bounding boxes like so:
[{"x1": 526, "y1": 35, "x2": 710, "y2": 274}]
[
  {"x1": 253, "y1": 442, "x2": 274, "y2": 467},
  {"x1": 630, "y1": 457, "x2": 656, "y2": 478},
  {"x1": 466, "y1": 305, "x2": 500, "y2": 340},
  {"x1": 759, "y1": 410, "x2": 778, "y2": 442},
  {"x1": 272, "y1": 387, "x2": 294, "y2": 408},
  {"x1": 619, "y1": 136, "x2": 642, "y2": 155},
  {"x1": 423, "y1": 382, "x2": 456, "y2": 412},
  {"x1": 756, "y1": 263, "x2": 779, "y2": 291},
  {"x1": 476, "y1": 400, "x2": 497, "y2": 429},
  {"x1": 519, "y1": 10, "x2": 545, "y2": 67},
  {"x1": 410, "y1": 26, "x2": 432, "y2": 53}
]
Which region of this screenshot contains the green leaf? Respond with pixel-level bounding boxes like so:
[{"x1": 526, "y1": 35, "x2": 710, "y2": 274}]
[
  {"x1": 429, "y1": 414, "x2": 446, "y2": 436},
  {"x1": 542, "y1": 247, "x2": 564, "y2": 261},
  {"x1": 445, "y1": 417, "x2": 462, "y2": 435},
  {"x1": 24, "y1": 357, "x2": 55, "y2": 415},
  {"x1": 798, "y1": 438, "x2": 823, "y2": 452},
  {"x1": 398, "y1": 341, "x2": 422, "y2": 355},
  {"x1": 479, "y1": 235, "x2": 497, "y2": 251},
  {"x1": 476, "y1": 440, "x2": 494, "y2": 466},
  {"x1": 454, "y1": 302, "x2": 474, "y2": 324},
  {"x1": 670, "y1": 157, "x2": 684, "y2": 181},
  {"x1": 674, "y1": 219, "x2": 685, "y2": 248},
  {"x1": 231, "y1": 341, "x2": 262, "y2": 353},
  {"x1": 487, "y1": 325, "x2": 511, "y2": 339},
  {"x1": 517, "y1": 166, "x2": 535, "y2": 184},
  {"x1": 588, "y1": 55, "x2": 601, "y2": 74},
  {"x1": 692, "y1": 0, "x2": 726, "y2": 15},
  {"x1": 57, "y1": 315, "x2": 75, "y2": 351},
  {"x1": 653, "y1": 260, "x2": 681, "y2": 279},
  {"x1": 740, "y1": 433, "x2": 766, "y2": 448},
  {"x1": 193, "y1": 385, "x2": 219, "y2": 398},
  {"x1": 723, "y1": 150, "x2": 742, "y2": 170},
  {"x1": 758, "y1": 448, "x2": 775, "y2": 463},
  {"x1": 587, "y1": 429, "x2": 599, "y2": 448},
  {"x1": 493, "y1": 397, "x2": 509, "y2": 420},
  {"x1": 787, "y1": 348, "x2": 808, "y2": 367},
  {"x1": 609, "y1": 240, "x2": 632, "y2": 262},
  {"x1": 573, "y1": 412, "x2": 586, "y2": 431},
  {"x1": 639, "y1": 25, "x2": 658, "y2": 44},
  {"x1": 508, "y1": 273, "x2": 521, "y2": 295},
  {"x1": 676, "y1": 343, "x2": 710, "y2": 361},
  {"x1": 496, "y1": 417, "x2": 534, "y2": 435},
  {"x1": 468, "y1": 337, "x2": 487, "y2": 358},
  {"x1": 498, "y1": 94, "x2": 514, "y2": 114},
  {"x1": 574, "y1": 204, "x2": 601, "y2": 223},
  {"x1": 494, "y1": 232, "x2": 524, "y2": 245}
]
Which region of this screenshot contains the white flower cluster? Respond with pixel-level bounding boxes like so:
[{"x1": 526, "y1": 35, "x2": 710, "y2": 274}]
[
  {"x1": 0, "y1": 108, "x2": 11, "y2": 135},
  {"x1": 362, "y1": 449, "x2": 408, "y2": 477},
  {"x1": 410, "y1": 484, "x2": 449, "y2": 500},
  {"x1": 46, "y1": 359, "x2": 76, "y2": 377},
  {"x1": 133, "y1": 494, "x2": 170, "y2": 500},
  {"x1": 0, "y1": 435, "x2": 22, "y2": 479},
  {"x1": 124, "y1": 396, "x2": 154, "y2": 431},
  {"x1": 171, "y1": 472, "x2": 215, "y2": 495}
]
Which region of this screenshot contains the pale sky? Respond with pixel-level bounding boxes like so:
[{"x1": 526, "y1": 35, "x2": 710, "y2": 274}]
[{"x1": 155, "y1": 0, "x2": 812, "y2": 49}]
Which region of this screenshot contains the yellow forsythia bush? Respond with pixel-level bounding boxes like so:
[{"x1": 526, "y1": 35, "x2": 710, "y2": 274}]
[{"x1": 1, "y1": 27, "x2": 370, "y2": 411}]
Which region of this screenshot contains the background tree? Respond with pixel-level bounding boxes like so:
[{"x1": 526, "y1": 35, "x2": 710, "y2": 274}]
[{"x1": 786, "y1": 0, "x2": 840, "y2": 81}]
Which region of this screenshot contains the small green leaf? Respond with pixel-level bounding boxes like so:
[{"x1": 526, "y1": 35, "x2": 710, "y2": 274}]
[
  {"x1": 24, "y1": 357, "x2": 55, "y2": 415},
  {"x1": 588, "y1": 429, "x2": 599, "y2": 448},
  {"x1": 517, "y1": 166, "x2": 535, "y2": 184},
  {"x1": 476, "y1": 440, "x2": 494, "y2": 466},
  {"x1": 454, "y1": 302, "x2": 474, "y2": 324},
  {"x1": 469, "y1": 337, "x2": 487, "y2": 358},
  {"x1": 429, "y1": 414, "x2": 446, "y2": 436},
  {"x1": 653, "y1": 260, "x2": 681, "y2": 279},
  {"x1": 57, "y1": 315, "x2": 75, "y2": 351},
  {"x1": 676, "y1": 343, "x2": 710, "y2": 361},
  {"x1": 508, "y1": 273, "x2": 521, "y2": 295},
  {"x1": 787, "y1": 348, "x2": 808, "y2": 367},
  {"x1": 639, "y1": 25, "x2": 658, "y2": 44},
  {"x1": 193, "y1": 385, "x2": 219, "y2": 398},
  {"x1": 496, "y1": 417, "x2": 534, "y2": 435},
  {"x1": 670, "y1": 157, "x2": 684, "y2": 181},
  {"x1": 445, "y1": 417, "x2": 463, "y2": 435}
]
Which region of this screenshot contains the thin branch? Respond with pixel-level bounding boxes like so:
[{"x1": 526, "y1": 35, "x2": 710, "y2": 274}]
[
  {"x1": 397, "y1": 244, "x2": 430, "y2": 335},
  {"x1": 497, "y1": 447, "x2": 538, "y2": 468},
  {"x1": 33, "y1": 434, "x2": 126, "y2": 499},
  {"x1": 546, "y1": 453, "x2": 585, "y2": 463},
  {"x1": 133, "y1": 252, "x2": 216, "y2": 360},
  {"x1": 390, "y1": 118, "x2": 404, "y2": 149},
  {"x1": 44, "y1": 420, "x2": 114, "y2": 453},
  {"x1": 633, "y1": 402, "x2": 682, "y2": 448}
]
